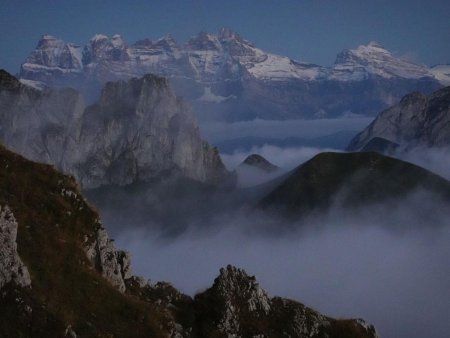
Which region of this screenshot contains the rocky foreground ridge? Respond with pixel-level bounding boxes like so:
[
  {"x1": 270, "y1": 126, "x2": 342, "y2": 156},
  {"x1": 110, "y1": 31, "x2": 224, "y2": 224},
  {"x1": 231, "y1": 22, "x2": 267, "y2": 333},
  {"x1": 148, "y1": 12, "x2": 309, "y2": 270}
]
[
  {"x1": 347, "y1": 86, "x2": 450, "y2": 151},
  {"x1": 0, "y1": 70, "x2": 228, "y2": 189},
  {"x1": 0, "y1": 144, "x2": 377, "y2": 337},
  {"x1": 19, "y1": 30, "x2": 444, "y2": 120}
]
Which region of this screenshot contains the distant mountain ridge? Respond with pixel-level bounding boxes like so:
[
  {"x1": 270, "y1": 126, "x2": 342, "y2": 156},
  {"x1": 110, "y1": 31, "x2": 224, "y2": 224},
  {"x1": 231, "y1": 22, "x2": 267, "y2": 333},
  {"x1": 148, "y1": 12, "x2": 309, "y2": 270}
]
[
  {"x1": 19, "y1": 29, "x2": 445, "y2": 120},
  {"x1": 347, "y1": 86, "x2": 450, "y2": 151}
]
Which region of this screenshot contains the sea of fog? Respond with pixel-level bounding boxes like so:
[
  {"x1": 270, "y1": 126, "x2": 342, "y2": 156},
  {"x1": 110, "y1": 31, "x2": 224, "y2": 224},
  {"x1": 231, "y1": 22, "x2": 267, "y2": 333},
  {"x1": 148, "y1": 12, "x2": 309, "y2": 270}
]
[{"x1": 102, "y1": 117, "x2": 450, "y2": 338}]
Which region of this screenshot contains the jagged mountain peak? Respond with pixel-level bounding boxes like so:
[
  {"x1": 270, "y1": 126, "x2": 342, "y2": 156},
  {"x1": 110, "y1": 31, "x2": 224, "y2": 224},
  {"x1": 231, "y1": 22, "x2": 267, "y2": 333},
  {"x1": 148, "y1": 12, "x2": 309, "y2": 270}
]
[
  {"x1": 37, "y1": 34, "x2": 61, "y2": 44},
  {"x1": 216, "y1": 265, "x2": 258, "y2": 287},
  {"x1": 144, "y1": 34, "x2": 180, "y2": 52},
  {"x1": 218, "y1": 27, "x2": 238, "y2": 40},
  {"x1": 89, "y1": 33, "x2": 109, "y2": 42},
  {"x1": 212, "y1": 265, "x2": 272, "y2": 314},
  {"x1": 99, "y1": 73, "x2": 172, "y2": 107},
  {"x1": 331, "y1": 41, "x2": 432, "y2": 81},
  {"x1": 347, "y1": 86, "x2": 450, "y2": 150},
  {"x1": 23, "y1": 34, "x2": 83, "y2": 71},
  {"x1": 0, "y1": 70, "x2": 229, "y2": 188},
  {"x1": 195, "y1": 264, "x2": 378, "y2": 337},
  {"x1": 218, "y1": 27, "x2": 252, "y2": 46},
  {"x1": 335, "y1": 42, "x2": 392, "y2": 66},
  {"x1": 87, "y1": 33, "x2": 128, "y2": 48},
  {"x1": 84, "y1": 33, "x2": 129, "y2": 64},
  {"x1": 367, "y1": 40, "x2": 385, "y2": 48},
  {"x1": 186, "y1": 31, "x2": 222, "y2": 51},
  {"x1": 111, "y1": 34, "x2": 127, "y2": 46}
]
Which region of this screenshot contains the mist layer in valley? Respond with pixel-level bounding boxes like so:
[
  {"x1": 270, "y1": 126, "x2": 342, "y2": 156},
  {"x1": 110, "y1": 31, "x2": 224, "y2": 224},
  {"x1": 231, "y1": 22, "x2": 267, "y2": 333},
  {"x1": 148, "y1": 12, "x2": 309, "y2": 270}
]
[
  {"x1": 98, "y1": 185, "x2": 450, "y2": 338},
  {"x1": 86, "y1": 143, "x2": 450, "y2": 338}
]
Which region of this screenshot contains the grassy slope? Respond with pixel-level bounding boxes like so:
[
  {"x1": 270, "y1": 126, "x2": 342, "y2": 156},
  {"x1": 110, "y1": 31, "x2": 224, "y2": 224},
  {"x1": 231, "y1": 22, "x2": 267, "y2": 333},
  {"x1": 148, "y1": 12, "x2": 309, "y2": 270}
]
[
  {"x1": 0, "y1": 145, "x2": 169, "y2": 337},
  {"x1": 259, "y1": 151, "x2": 450, "y2": 215}
]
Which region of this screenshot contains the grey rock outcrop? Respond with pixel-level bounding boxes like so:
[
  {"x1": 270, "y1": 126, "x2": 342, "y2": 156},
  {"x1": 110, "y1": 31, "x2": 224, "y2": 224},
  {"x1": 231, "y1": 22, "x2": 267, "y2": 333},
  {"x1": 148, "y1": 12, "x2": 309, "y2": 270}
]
[
  {"x1": 85, "y1": 226, "x2": 132, "y2": 292},
  {"x1": 348, "y1": 86, "x2": 450, "y2": 151},
  {"x1": 0, "y1": 70, "x2": 228, "y2": 189},
  {"x1": 0, "y1": 205, "x2": 31, "y2": 289},
  {"x1": 194, "y1": 265, "x2": 378, "y2": 338}
]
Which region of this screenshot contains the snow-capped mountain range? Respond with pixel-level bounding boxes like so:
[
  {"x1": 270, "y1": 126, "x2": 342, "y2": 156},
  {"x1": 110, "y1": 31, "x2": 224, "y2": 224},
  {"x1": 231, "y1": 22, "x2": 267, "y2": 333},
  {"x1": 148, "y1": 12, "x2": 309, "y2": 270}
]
[{"x1": 19, "y1": 28, "x2": 448, "y2": 120}]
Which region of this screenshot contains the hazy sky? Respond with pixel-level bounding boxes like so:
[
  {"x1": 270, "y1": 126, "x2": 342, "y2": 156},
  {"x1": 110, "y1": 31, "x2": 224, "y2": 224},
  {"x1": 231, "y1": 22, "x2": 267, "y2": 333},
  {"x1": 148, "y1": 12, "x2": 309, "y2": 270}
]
[{"x1": 1, "y1": 0, "x2": 449, "y2": 74}]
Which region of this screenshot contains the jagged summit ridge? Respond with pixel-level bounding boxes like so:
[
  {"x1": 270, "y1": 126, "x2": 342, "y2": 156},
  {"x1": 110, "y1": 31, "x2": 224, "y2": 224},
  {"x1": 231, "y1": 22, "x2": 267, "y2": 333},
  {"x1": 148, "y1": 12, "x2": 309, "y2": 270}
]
[
  {"x1": 20, "y1": 31, "x2": 444, "y2": 85},
  {"x1": 215, "y1": 265, "x2": 271, "y2": 314},
  {"x1": 195, "y1": 264, "x2": 378, "y2": 337},
  {"x1": 19, "y1": 30, "x2": 444, "y2": 120},
  {"x1": 0, "y1": 70, "x2": 228, "y2": 188},
  {"x1": 347, "y1": 86, "x2": 450, "y2": 150},
  {"x1": 331, "y1": 41, "x2": 432, "y2": 81}
]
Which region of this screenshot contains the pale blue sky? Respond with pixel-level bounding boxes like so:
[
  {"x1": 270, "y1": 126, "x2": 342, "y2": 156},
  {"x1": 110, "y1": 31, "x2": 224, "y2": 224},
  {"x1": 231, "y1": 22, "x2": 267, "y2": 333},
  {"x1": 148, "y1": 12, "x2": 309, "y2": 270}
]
[{"x1": 1, "y1": 0, "x2": 449, "y2": 74}]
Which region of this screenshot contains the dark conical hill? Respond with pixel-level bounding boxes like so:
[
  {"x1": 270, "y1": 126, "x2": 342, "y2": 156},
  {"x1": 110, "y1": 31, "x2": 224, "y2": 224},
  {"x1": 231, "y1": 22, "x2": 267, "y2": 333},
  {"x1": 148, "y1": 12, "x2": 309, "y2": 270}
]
[{"x1": 259, "y1": 151, "x2": 450, "y2": 216}]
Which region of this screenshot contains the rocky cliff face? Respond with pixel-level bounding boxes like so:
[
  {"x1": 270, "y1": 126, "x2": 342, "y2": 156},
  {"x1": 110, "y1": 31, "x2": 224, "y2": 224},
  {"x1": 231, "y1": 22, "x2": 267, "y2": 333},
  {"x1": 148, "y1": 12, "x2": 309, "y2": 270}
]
[
  {"x1": 0, "y1": 143, "x2": 378, "y2": 337},
  {"x1": 19, "y1": 30, "x2": 444, "y2": 120},
  {"x1": 194, "y1": 265, "x2": 378, "y2": 338},
  {"x1": 84, "y1": 226, "x2": 132, "y2": 293},
  {"x1": 0, "y1": 70, "x2": 228, "y2": 188},
  {"x1": 347, "y1": 86, "x2": 450, "y2": 151},
  {"x1": 0, "y1": 206, "x2": 31, "y2": 290}
]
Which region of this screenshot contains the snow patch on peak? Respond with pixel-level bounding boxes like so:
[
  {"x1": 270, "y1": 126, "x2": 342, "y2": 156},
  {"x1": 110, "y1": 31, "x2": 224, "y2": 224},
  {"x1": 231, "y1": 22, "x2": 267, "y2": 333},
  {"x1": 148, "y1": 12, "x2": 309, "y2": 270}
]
[
  {"x1": 41, "y1": 34, "x2": 58, "y2": 41},
  {"x1": 430, "y1": 64, "x2": 450, "y2": 85},
  {"x1": 367, "y1": 41, "x2": 385, "y2": 49},
  {"x1": 155, "y1": 34, "x2": 178, "y2": 49},
  {"x1": 331, "y1": 41, "x2": 433, "y2": 81},
  {"x1": 111, "y1": 35, "x2": 127, "y2": 49},
  {"x1": 90, "y1": 34, "x2": 108, "y2": 42},
  {"x1": 248, "y1": 53, "x2": 324, "y2": 81},
  {"x1": 218, "y1": 27, "x2": 236, "y2": 40},
  {"x1": 187, "y1": 31, "x2": 222, "y2": 51}
]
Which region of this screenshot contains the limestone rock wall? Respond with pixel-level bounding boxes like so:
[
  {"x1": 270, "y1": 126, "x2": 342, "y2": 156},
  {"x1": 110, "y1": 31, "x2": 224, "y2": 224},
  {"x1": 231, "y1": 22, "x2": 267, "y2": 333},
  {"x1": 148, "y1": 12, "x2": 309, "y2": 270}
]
[
  {"x1": 0, "y1": 205, "x2": 31, "y2": 289},
  {"x1": 0, "y1": 70, "x2": 228, "y2": 189}
]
